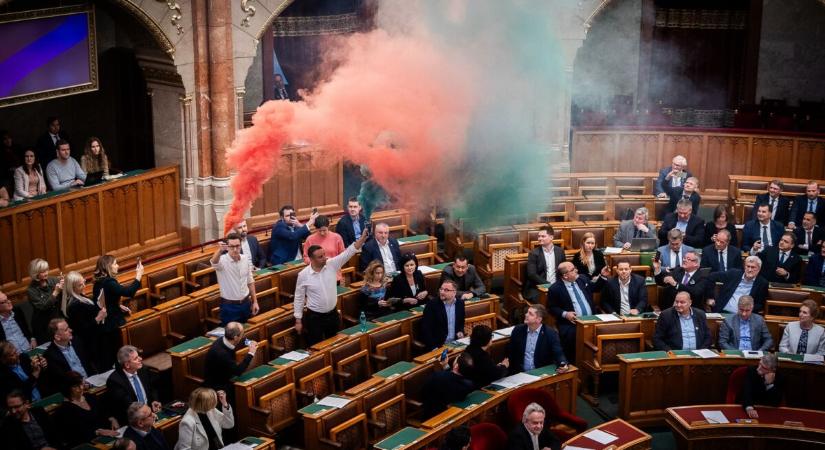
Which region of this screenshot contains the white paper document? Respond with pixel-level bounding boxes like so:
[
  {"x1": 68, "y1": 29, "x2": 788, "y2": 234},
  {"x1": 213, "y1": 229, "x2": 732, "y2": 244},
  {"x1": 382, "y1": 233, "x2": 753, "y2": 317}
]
[
  {"x1": 603, "y1": 247, "x2": 624, "y2": 255},
  {"x1": 280, "y1": 350, "x2": 310, "y2": 361},
  {"x1": 455, "y1": 336, "x2": 471, "y2": 346},
  {"x1": 743, "y1": 350, "x2": 764, "y2": 359},
  {"x1": 701, "y1": 410, "x2": 730, "y2": 424},
  {"x1": 595, "y1": 314, "x2": 621, "y2": 322},
  {"x1": 493, "y1": 373, "x2": 540, "y2": 389},
  {"x1": 494, "y1": 326, "x2": 515, "y2": 337},
  {"x1": 85, "y1": 369, "x2": 115, "y2": 387},
  {"x1": 804, "y1": 354, "x2": 825, "y2": 363},
  {"x1": 706, "y1": 313, "x2": 724, "y2": 319},
  {"x1": 563, "y1": 446, "x2": 594, "y2": 450},
  {"x1": 317, "y1": 395, "x2": 351, "y2": 408},
  {"x1": 583, "y1": 428, "x2": 618, "y2": 444},
  {"x1": 417, "y1": 265, "x2": 438, "y2": 274},
  {"x1": 207, "y1": 327, "x2": 225, "y2": 337},
  {"x1": 691, "y1": 349, "x2": 719, "y2": 358},
  {"x1": 220, "y1": 444, "x2": 254, "y2": 450}
]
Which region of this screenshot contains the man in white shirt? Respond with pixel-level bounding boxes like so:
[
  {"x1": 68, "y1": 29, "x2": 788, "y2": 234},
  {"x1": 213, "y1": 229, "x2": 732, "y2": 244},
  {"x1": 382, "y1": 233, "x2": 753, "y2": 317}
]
[
  {"x1": 524, "y1": 225, "x2": 566, "y2": 302},
  {"x1": 295, "y1": 229, "x2": 369, "y2": 345},
  {"x1": 211, "y1": 232, "x2": 259, "y2": 326},
  {"x1": 656, "y1": 229, "x2": 694, "y2": 269},
  {"x1": 359, "y1": 222, "x2": 401, "y2": 272}
]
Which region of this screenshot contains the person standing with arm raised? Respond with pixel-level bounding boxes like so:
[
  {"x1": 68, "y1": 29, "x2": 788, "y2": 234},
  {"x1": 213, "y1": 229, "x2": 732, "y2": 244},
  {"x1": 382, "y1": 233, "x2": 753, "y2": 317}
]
[
  {"x1": 93, "y1": 255, "x2": 143, "y2": 369},
  {"x1": 211, "y1": 232, "x2": 259, "y2": 326}
]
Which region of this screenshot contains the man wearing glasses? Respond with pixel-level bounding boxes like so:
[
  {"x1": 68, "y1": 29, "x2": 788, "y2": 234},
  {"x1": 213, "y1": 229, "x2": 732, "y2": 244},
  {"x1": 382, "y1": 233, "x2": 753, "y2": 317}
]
[
  {"x1": 211, "y1": 232, "x2": 259, "y2": 326},
  {"x1": 420, "y1": 280, "x2": 466, "y2": 350},
  {"x1": 654, "y1": 250, "x2": 711, "y2": 311}
]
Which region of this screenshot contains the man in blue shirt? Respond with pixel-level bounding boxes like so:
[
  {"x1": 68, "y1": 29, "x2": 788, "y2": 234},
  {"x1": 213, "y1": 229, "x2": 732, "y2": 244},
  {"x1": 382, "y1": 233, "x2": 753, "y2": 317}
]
[
  {"x1": 43, "y1": 318, "x2": 97, "y2": 394},
  {"x1": 420, "y1": 280, "x2": 466, "y2": 350},
  {"x1": 718, "y1": 296, "x2": 773, "y2": 351},
  {"x1": 653, "y1": 291, "x2": 711, "y2": 351},
  {"x1": 506, "y1": 304, "x2": 569, "y2": 374}
]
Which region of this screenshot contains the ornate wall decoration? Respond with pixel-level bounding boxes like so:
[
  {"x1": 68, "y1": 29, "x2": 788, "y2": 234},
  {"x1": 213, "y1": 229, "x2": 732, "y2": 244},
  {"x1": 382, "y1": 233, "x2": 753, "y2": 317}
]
[
  {"x1": 156, "y1": 0, "x2": 184, "y2": 35},
  {"x1": 241, "y1": 0, "x2": 256, "y2": 27}
]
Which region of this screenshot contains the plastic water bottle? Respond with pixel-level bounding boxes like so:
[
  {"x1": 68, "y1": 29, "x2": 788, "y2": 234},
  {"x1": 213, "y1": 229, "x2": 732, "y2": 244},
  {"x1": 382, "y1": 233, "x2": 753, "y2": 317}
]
[{"x1": 359, "y1": 311, "x2": 367, "y2": 333}]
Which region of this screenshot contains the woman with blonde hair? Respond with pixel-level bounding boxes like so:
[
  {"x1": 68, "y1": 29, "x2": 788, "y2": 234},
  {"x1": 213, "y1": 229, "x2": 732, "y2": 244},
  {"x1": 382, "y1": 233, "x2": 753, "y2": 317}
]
[
  {"x1": 62, "y1": 271, "x2": 106, "y2": 360},
  {"x1": 81, "y1": 136, "x2": 109, "y2": 176},
  {"x1": 571, "y1": 232, "x2": 606, "y2": 282},
  {"x1": 93, "y1": 254, "x2": 143, "y2": 367},
  {"x1": 360, "y1": 260, "x2": 391, "y2": 319},
  {"x1": 27, "y1": 258, "x2": 63, "y2": 343},
  {"x1": 176, "y1": 387, "x2": 234, "y2": 450}
]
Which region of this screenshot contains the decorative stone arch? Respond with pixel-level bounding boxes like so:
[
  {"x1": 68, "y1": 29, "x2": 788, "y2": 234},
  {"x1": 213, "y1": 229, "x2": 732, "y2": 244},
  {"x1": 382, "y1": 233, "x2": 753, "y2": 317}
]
[{"x1": 107, "y1": 0, "x2": 176, "y2": 57}]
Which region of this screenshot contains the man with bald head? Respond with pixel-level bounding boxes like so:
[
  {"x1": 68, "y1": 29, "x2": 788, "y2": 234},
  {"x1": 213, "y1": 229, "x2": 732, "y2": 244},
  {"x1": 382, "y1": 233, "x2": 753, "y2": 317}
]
[
  {"x1": 359, "y1": 222, "x2": 401, "y2": 272},
  {"x1": 700, "y1": 229, "x2": 743, "y2": 273},
  {"x1": 653, "y1": 291, "x2": 711, "y2": 351},
  {"x1": 548, "y1": 261, "x2": 610, "y2": 360}
]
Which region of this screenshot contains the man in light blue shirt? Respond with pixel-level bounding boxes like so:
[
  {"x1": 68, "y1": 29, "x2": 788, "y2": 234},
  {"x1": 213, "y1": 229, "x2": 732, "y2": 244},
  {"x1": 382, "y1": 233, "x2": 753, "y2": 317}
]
[
  {"x1": 653, "y1": 291, "x2": 711, "y2": 351},
  {"x1": 44, "y1": 318, "x2": 96, "y2": 385},
  {"x1": 45, "y1": 140, "x2": 86, "y2": 190},
  {"x1": 0, "y1": 291, "x2": 33, "y2": 353}
]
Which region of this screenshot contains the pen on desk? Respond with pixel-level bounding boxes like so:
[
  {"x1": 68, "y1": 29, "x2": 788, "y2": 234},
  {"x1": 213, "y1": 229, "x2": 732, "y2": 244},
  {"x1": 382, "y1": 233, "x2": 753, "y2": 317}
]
[{"x1": 601, "y1": 428, "x2": 618, "y2": 436}]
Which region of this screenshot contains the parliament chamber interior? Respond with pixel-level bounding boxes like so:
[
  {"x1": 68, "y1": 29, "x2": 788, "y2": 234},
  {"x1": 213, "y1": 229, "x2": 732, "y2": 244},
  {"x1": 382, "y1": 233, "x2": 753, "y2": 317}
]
[{"x1": 1, "y1": 0, "x2": 825, "y2": 449}]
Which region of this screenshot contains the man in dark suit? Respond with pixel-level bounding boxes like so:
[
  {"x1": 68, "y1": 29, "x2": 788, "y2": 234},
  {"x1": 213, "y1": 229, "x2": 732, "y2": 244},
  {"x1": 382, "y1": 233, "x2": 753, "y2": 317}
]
[
  {"x1": 742, "y1": 204, "x2": 784, "y2": 252},
  {"x1": 789, "y1": 181, "x2": 825, "y2": 229},
  {"x1": 335, "y1": 197, "x2": 367, "y2": 247},
  {"x1": 794, "y1": 212, "x2": 824, "y2": 256},
  {"x1": 420, "y1": 280, "x2": 466, "y2": 350},
  {"x1": 505, "y1": 304, "x2": 568, "y2": 374},
  {"x1": 524, "y1": 225, "x2": 566, "y2": 302},
  {"x1": 740, "y1": 354, "x2": 783, "y2": 420},
  {"x1": 548, "y1": 262, "x2": 608, "y2": 360},
  {"x1": 34, "y1": 116, "x2": 70, "y2": 169},
  {"x1": 657, "y1": 200, "x2": 705, "y2": 248},
  {"x1": 2, "y1": 390, "x2": 61, "y2": 450},
  {"x1": 0, "y1": 341, "x2": 45, "y2": 402},
  {"x1": 718, "y1": 295, "x2": 773, "y2": 351},
  {"x1": 803, "y1": 245, "x2": 825, "y2": 287},
  {"x1": 758, "y1": 232, "x2": 802, "y2": 284},
  {"x1": 421, "y1": 352, "x2": 475, "y2": 419},
  {"x1": 700, "y1": 229, "x2": 743, "y2": 273},
  {"x1": 123, "y1": 402, "x2": 171, "y2": 450},
  {"x1": 601, "y1": 261, "x2": 648, "y2": 315},
  {"x1": 654, "y1": 155, "x2": 691, "y2": 197},
  {"x1": 106, "y1": 345, "x2": 161, "y2": 425},
  {"x1": 655, "y1": 250, "x2": 711, "y2": 310},
  {"x1": 440, "y1": 255, "x2": 486, "y2": 300},
  {"x1": 272, "y1": 74, "x2": 290, "y2": 101},
  {"x1": 662, "y1": 174, "x2": 701, "y2": 214},
  {"x1": 707, "y1": 256, "x2": 770, "y2": 314},
  {"x1": 359, "y1": 222, "x2": 402, "y2": 272},
  {"x1": 653, "y1": 291, "x2": 712, "y2": 351},
  {"x1": 507, "y1": 402, "x2": 562, "y2": 450},
  {"x1": 752, "y1": 179, "x2": 791, "y2": 225},
  {"x1": 204, "y1": 322, "x2": 257, "y2": 407},
  {"x1": 268, "y1": 205, "x2": 319, "y2": 265},
  {"x1": 233, "y1": 219, "x2": 266, "y2": 268},
  {"x1": 42, "y1": 318, "x2": 96, "y2": 395},
  {"x1": 0, "y1": 290, "x2": 34, "y2": 353}
]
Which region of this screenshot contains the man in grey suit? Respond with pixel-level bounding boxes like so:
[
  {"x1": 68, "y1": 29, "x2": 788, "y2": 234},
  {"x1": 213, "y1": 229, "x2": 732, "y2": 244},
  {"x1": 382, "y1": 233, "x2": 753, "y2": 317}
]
[
  {"x1": 718, "y1": 295, "x2": 773, "y2": 351},
  {"x1": 613, "y1": 207, "x2": 657, "y2": 249},
  {"x1": 657, "y1": 229, "x2": 694, "y2": 269}
]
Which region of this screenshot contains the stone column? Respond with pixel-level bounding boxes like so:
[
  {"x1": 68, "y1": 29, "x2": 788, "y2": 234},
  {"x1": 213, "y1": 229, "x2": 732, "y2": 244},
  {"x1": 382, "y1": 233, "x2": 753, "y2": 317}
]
[{"x1": 207, "y1": 0, "x2": 236, "y2": 177}]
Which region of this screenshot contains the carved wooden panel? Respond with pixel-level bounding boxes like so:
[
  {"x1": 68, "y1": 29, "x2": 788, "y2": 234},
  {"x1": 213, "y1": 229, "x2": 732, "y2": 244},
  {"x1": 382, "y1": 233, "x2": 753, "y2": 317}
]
[
  {"x1": 662, "y1": 134, "x2": 704, "y2": 174},
  {"x1": 616, "y1": 134, "x2": 659, "y2": 172},
  {"x1": 752, "y1": 138, "x2": 794, "y2": 178},
  {"x1": 706, "y1": 135, "x2": 748, "y2": 190},
  {"x1": 573, "y1": 133, "x2": 617, "y2": 172},
  {"x1": 795, "y1": 140, "x2": 825, "y2": 181}
]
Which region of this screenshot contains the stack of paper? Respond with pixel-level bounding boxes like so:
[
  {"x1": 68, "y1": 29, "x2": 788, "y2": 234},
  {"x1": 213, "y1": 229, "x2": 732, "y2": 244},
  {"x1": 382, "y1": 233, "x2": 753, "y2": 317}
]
[
  {"x1": 85, "y1": 369, "x2": 115, "y2": 387},
  {"x1": 603, "y1": 247, "x2": 624, "y2": 255},
  {"x1": 595, "y1": 314, "x2": 621, "y2": 322},
  {"x1": 583, "y1": 429, "x2": 618, "y2": 444},
  {"x1": 454, "y1": 336, "x2": 471, "y2": 346},
  {"x1": 417, "y1": 265, "x2": 438, "y2": 274},
  {"x1": 743, "y1": 350, "x2": 764, "y2": 359},
  {"x1": 494, "y1": 326, "x2": 515, "y2": 337},
  {"x1": 317, "y1": 396, "x2": 351, "y2": 408},
  {"x1": 280, "y1": 350, "x2": 310, "y2": 362},
  {"x1": 691, "y1": 349, "x2": 719, "y2": 359},
  {"x1": 493, "y1": 373, "x2": 540, "y2": 389},
  {"x1": 207, "y1": 327, "x2": 225, "y2": 337},
  {"x1": 803, "y1": 354, "x2": 825, "y2": 363},
  {"x1": 701, "y1": 410, "x2": 730, "y2": 424},
  {"x1": 220, "y1": 444, "x2": 254, "y2": 450},
  {"x1": 706, "y1": 313, "x2": 724, "y2": 320}
]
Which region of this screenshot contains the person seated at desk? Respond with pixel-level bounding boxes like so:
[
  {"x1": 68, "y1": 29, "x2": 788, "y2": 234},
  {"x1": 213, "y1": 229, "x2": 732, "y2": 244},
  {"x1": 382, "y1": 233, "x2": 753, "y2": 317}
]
[
  {"x1": 46, "y1": 140, "x2": 86, "y2": 190},
  {"x1": 788, "y1": 180, "x2": 825, "y2": 230},
  {"x1": 612, "y1": 207, "x2": 657, "y2": 249},
  {"x1": 54, "y1": 370, "x2": 119, "y2": 447},
  {"x1": 657, "y1": 229, "x2": 695, "y2": 270},
  {"x1": 571, "y1": 232, "x2": 606, "y2": 282},
  {"x1": 420, "y1": 280, "x2": 465, "y2": 350},
  {"x1": 601, "y1": 261, "x2": 648, "y2": 315},
  {"x1": 524, "y1": 225, "x2": 566, "y2": 303},
  {"x1": 123, "y1": 402, "x2": 172, "y2": 450},
  {"x1": 421, "y1": 352, "x2": 475, "y2": 419},
  {"x1": 803, "y1": 244, "x2": 825, "y2": 287},
  {"x1": 658, "y1": 200, "x2": 705, "y2": 248},
  {"x1": 758, "y1": 232, "x2": 801, "y2": 284},
  {"x1": 549, "y1": 262, "x2": 608, "y2": 360},
  {"x1": 387, "y1": 252, "x2": 428, "y2": 310},
  {"x1": 336, "y1": 197, "x2": 367, "y2": 247},
  {"x1": 506, "y1": 304, "x2": 569, "y2": 374},
  {"x1": 1, "y1": 389, "x2": 61, "y2": 450},
  {"x1": 700, "y1": 229, "x2": 743, "y2": 274},
  {"x1": 80, "y1": 137, "x2": 110, "y2": 177},
  {"x1": 654, "y1": 249, "x2": 710, "y2": 311},
  {"x1": 440, "y1": 255, "x2": 486, "y2": 300},
  {"x1": 232, "y1": 219, "x2": 266, "y2": 269},
  {"x1": 13, "y1": 149, "x2": 47, "y2": 201},
  {"x1": 439, "y1": 425, "x2": 471, "y2": 450},
  {"x1": 752, "y1": 179, "x2": 791, "y2": 226},
  {"x1": 359, "y1": 261, "x2": 392, "y2": 320},
  {"x1": 0, "y1": 340, "x2": 45, "y2": 402},
  {"x1": 703, "y1": 205, "x2": 739, "y2": 248},
  {"x1": 742, "y1": 204, "x2": 784, "y2": 253},
  {"x1": 794, "y1": 212, "x2": 824, "y2": 257},
  {"x1": 0, "y1": 289, "x2": 35, "y2": 354},
  {"x1": 706, "y1": 256, "x2": 770, "y2": 314},
  {"x1": 359, "y1": 222, "x2": 402, "y2": 273},
  {"x1": 507, "y1": 402, "x2": 562, "y2": 450},
  {"x1": 779, "y1": 300, "x2": 825, "y2": 355},
  {"x1": 106, "y1": 345, "x2": 161, "y2": 426},
  {"x1": 42, "y1": 318, "x2": 97, "y2": 395},
  {"x1": 204, "y1": 322, "x2": 258, "y2": 407},
  {"x1": 655, "y1": 155, "x2": 692, "y2": 198},
  {"x1": 176, "y1": 387, "x2": 234, "y2": 450},
  {"x1": 269, "y1": 205, "x2": 319, "y2": 265},
  {"x1": 653, "y1": 292, "x2": 712, "y2": 351},
  {"x1": 663, "y1": 174, "x2": 701, "y2": 214},
  {"x1": 739, "y1": 353, "x2": 783, "y2": 419},
  {"x1": 302, "y1": 215, "x2": 346, "y2": 280},
  {"x1": 465, "y1": 325, "x2": 508, "y2": 388},
  {"x1": 718, "y1": 295, "x2": 773, "y2": 351}
]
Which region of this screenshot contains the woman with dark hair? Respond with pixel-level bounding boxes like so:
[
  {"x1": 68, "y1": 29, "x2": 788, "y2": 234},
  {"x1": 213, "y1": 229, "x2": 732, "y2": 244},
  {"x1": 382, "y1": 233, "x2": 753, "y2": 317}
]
[
  {"x1": 360, "y1": 260, "x2": 392, "y2": 319},
  {"x1": 464, "y1": 325, "x2": 508, "y2": 388},
  {"x1": 387, "y1": 253, "x2": 428, "y2": 310},
  {"x1": 93, "y1": 254, "x2": 143, "y2": 368},
  {"x1": 54, "y1": 371, "x2": 119, "y2": 446},
  {"x1": 13, "y1": 148, "x2": 47, "y2": 200},
  {"x1": 302, "y1": 214, "x2": 346, "y2": 280},
  {"x1": 81, "y1": 136, "x2": 110, "y2": 176},
  {"x1": 704, "y1": 204, "x2": 739, "y2": 247}
]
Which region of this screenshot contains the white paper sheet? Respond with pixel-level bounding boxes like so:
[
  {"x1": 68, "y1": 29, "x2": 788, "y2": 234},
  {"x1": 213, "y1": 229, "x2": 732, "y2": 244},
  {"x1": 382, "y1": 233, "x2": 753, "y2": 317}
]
[
  {"x1": 455, "y1": 336, "x2": 471, "y2": 346},
  {"x1": 603, "y1": 247, "x2": 624, "y2": 255},
  {"x1": 85, "y1": 369, "x2": 115, "y2": 387},
  {"x1": 706, "y1": 313, "x2": 724, "y2": 319},
  {"x1": 804, "y1": 354, "x2": 825, "y2": 363},
  {"x1": 491, "y1": 332, "x2": 508, "y2": 341},
  {"x1": 692, "y1": 349, "x2": 719, "y2": 358},
  {"x1": 494, "y1": 326, "x2": 515, "y2": 337},
  {"x1": 220, "y1": 443, "x2": 254, "y2": 450},
  {"x1": 595, "y1": 314, "x2": 621, "y2": 322},
  {"x1": 583, "y1": 428, "x2": 618, "y2": 444},
  {"x1": 280, "y1": 350, "x2": 310, "y2": 361},
  {"x1": 417, "y1": 265, "x2": 438, "y2": 274},
  {"x1": 563, "y1": 446, "x2": 594, "y2": 450},
  {"x1": 701, "y1": 410, "x2": 730, "y2": 424},
  {"x1": 743, "y1": 350, "x2": 764, "y2": 359},
  {"x1": 207, "y1": 327, "x2": 225, "y2": 337},
  {"x1": 317, "y1": 395, "x2": 351, "y2": 408},
  {"x1": 493, "y1": 372, "x2": 540, "y2": 389}
]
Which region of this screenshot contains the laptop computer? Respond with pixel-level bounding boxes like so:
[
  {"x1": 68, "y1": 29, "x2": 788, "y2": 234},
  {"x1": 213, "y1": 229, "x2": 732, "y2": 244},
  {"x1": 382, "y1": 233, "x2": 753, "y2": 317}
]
[
  {"x1": 84, "y1": 171, "x2": 105, "y2": 187},
  {"x1": 630, "y1": 238, "x2": 658, "y2": 252}
]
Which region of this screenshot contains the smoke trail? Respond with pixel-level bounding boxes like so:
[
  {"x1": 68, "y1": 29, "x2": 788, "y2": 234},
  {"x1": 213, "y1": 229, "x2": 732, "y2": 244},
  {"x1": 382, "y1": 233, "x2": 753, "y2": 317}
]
[{"x1": 356, "y1": 166, "x2": 388, "y2": 220}]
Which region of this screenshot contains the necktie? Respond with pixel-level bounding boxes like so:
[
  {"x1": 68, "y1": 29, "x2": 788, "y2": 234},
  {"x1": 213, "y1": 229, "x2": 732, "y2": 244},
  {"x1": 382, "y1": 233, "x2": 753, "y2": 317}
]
[
  {"x1": 770, "y1": 199, "x2": 776, "y2": 219},
  {"x1": 780, "y1": 252, "x2": 786, "y2": 264},
  {"x1": 761, "y1": 225, "x2": 769, "y2": 246},
  {"x1": 131, "y1": 374, "x2": 146, "y2": 402},
  {"x1": 809, "y1": 200, "x2": 815, "y2": 213},
  {"x1": 718, "y1": 251, "x2": 725, "y2": 271},
  {"x1": 770, "y1": 198, "x2": 775, "y2": 211},
  {"x1": 571, "y1": 283, "x2": 591, "y2": 316},
  {"x1": 682, "y1": 272, "x2": 691, "y2": 285},
  {"x1": 797, "y1": 328, "x2": 809, "y2": 354},
  {"x1": 51, "y1": 134, "x2": 57, "y2": 145}
]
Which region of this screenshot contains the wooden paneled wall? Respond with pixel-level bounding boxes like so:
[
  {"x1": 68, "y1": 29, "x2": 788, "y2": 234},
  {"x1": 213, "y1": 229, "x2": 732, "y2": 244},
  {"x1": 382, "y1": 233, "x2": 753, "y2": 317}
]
[
  {"x1": 0, "y1": 167, "x2": 181, "y2": 290},
  {"x1": 572, "y1": 129, "x2": 825, "y2": 194}
]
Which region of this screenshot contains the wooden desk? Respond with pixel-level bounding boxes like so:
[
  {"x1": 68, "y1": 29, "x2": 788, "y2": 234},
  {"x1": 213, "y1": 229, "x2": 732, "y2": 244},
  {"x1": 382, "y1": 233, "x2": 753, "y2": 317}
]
[
  {"x1": 618, "y1": 351, "x2": 825, "y2": 427},
  {"x1": 563, "y1": 418, "x2": 651, "y2": 450},
  {"x1": 168, "y1": 336, "x2": 214, "y2": 400},
  {"x1": 666, "y1": 404, "x2": 825, "y2": 450}
]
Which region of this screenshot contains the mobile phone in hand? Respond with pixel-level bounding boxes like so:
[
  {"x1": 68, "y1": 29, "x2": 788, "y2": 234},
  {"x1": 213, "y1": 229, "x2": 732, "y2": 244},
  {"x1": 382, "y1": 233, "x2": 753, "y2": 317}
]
[
  {"x1": 653, "y1": 251, "x2": 661, "y2": 263},
  {"x1": 439, "y1": 348, "x2": 448, "y2": 362},
  {"x1": 312, "y1": 207, "x2": 318, "y2": 214}
]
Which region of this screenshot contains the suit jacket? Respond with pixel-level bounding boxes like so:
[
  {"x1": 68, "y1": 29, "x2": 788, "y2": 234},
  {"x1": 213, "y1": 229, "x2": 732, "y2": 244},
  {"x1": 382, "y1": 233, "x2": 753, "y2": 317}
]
[
  {"x1": 739, "y1": 366, "x2": 783, "y2": 409},
  {"x1": 124, "y1": 425, "x2": 171, "y2": 450},
  {"x1": 464, "y1": 345, "x2": 507, "y2": 389},
  {"x1": 506, "y1": 324, "x2": 567, "y2": 374},
  {"x1": 204, "y1": 339, "x2": 253, "y2": 398},
  {"x1": 105, "y1": 367, "x2": 158, "y2": 425},
  {"x1": 612, "y1": 219, "x2": 657, "y2": 247},
  {"x1": 789, "y1": 194, "x2": 825, "y2": 227},
  {"x1": 0, "y1": 353, "x2": 40, "y2": 401},
  {"x1": 507, "y1": 422, "x2": 561, "y2": 450},
  {"x1": 658, "y1": 213, "x2": 705, "y2": 247},
  {"x1": 420, "y1": 298, "x2": 466, "y2": 350},
  {"x1": 35, "y1": 130, "x2": 69, "y2": 168},
  {"x1": 174, "y1": 406, "x2": 235, "y2": 450},
  {"x1": 700, "y1": 244, "x2": 743, "y2": 273},
  {"x1": 1, "y1": 406, "x2": 61, "y2": 450},
  {"x1": 655, "y1": 267, "x2": 712, "y2": 310},
  {"x1": 335, "y1": 214, "x2": 367, "y2": 247},
  {"x1": 0, "y1": 307, "x2": 32, "y2": 343},
  {"x1": 653, "y1": 307, "x2": 712, "y2": 351},
  {"x1": 741, "y1": 219, "x2": 783, "y2": 252},
  {"x1": 421, "y1": 369, "x2": 474, "y2": 419},
  {"x1": 758, "y1": 246, "x2": 802, "y2": 284},
  {"x1": 656, "y1": 244, "x2": 695, "y2": 269},
  {"x1": 94, "y1": 276, "x2": 142, "y2": 332},
  {"x1": 703, "y1": 222, "x2": 739, "y2": 248},
  {"x1": 440, "y1": 263, "x2": 486, "y2": 298},
  {"x1": 548, "y1": 275, "x2": 603, "y2": 332},
  {"x1": 571, "y1": 250, "x2": 606, "y2": 279},
  {"x1": 359, "y1": 237, "x2": 402, "y2": 272},
  {"x1": 663, "y1": 183, "x2": 701, "y2": 214},
  {"x1": 43, "y1": 339, "x2": 97, "y2": 394},
  {"x1": 753, "y1": 193, "x2": 791, "y2": 225},
  {"x1": 655, "y1": 167, "x2": 692, "y2": 196},
  {"x1": 243, "y1": 234, "x2": 267, "y2": 268},
  {"x1": 719, "y1": 314, "x2": 773, "y2": 351},
  {"x1": 601, "y1": 274, "x2": 648, "y2": 314},
  {"x1": 269, "y1": 220, "x2": 310, "y2": 265},
  {"x1": 708, "y1": 269, "x2": 770, "y2": 313},
  {"x1": 524, "y1": 245, "x2": 566, "y2": 301},
  {"x1": 779, "y1": 322, "x2": 825, "y2": 355},
  {"x1": 387, "y1": 270, "x2": 427, "y2": 310},
  {"x1": 803, "y1": 253, "x2": 825, "y2": 287},
  {"x1": 794, "y1": 226, "x2": 825, "y2": 256}
]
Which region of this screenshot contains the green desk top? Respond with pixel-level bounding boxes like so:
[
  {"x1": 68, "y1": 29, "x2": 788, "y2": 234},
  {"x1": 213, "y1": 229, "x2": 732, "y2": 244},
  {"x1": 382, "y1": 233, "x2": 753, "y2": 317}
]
[
  {"x1": 375, "y1": 361, "x2": 417, "y2": 378},
  {"x1": 26, "y1": 347, "x2": 46, "y2": 357},
  {"x1": 619, "y1": 351, "x2": 669, "y2": 360},
  {"x1": 720, "y1": 349, "x2": 745, "y2": 357},
  {"x1": 374, "y1": 427, "x2": 428, "y2": 450},
  {"x1": 232, "y1": 364, "x2": 277, "y2": 383},
  {"x1": 374, "y1": 310, "x2": 414, "y2": 323},
  {"x1": 32, "y1": 393, "x2": 63, "y2": 409},
  {"x1": 240, "y1": 437, "x2": 266, "y2": 447},
  {"x1": 802, "y1": 285, "x2": 825, "y2": 293},
  {"x1": 337, "y1": 285, "x2": 353, "y2": 295},
  {"x1": 429, "y1": 262, "x2": 451, "y2": 270},
  {"x1": 398, "y1": 234, "x2": 431, "y2": 243},
  {"x1": 269, "y1": 349, "x2": 310, "y2": 366},
  {"x1": 298, "y1": 395, "x2": 348, "y2": 415},
  {"x1": 576, "y1": 315, "x2": 603, "y2": 322},
  {"x1": 4, "y1": 169, "x2": 148, "y2": 209},
  {"x1": 538, "y1": 283, "x2": 551, "y2": 289},
  {"x1": 168, "y1": 336, "x2": 212, "y2": 354},
  {"x1": 778, "y1": 352, "x2": 804, "y2": 362},
  {"x1": 410, "y1": 305, "x2": 425, "y2": 313},
  {"x1": 451, "y1": 390, "x2": 493, "y2": 409},
  {"x1": 340, "y1": 321, "x2": 380, "y2": 335},
  {"x1": 526, "y1": 364, "x2": 558, "y2": 376}
]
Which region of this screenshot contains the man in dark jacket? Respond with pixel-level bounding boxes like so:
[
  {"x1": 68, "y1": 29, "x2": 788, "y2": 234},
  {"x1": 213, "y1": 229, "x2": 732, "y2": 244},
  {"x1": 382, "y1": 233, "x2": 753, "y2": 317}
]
[
  {"x1": 420, "y1": 280, "x2": 466, "y2": 350},
  {"x1": 106, "y1": 345, "x2": 161, "y2": 425},
  {"x1": 601, "y1": 261, "x2": 648, "y2": 315},
  {"x1": 204, "y1": 321, "x2": 257, "y2": 407},
  {"x1": 439, "y1": 255, "x2": 486, "y2": 300},
  {"x1": 335, "y1": 197, "x2": 367, "y2": 247},
  {"x1": 123, "y1": 402, "x2": 171, "y2": 450},
  {"x1": 523, "y1": 226, "x2": 566, "y2": 302},
  {"x1": 2, "y1": 390, "x2": 61, "y2": 450},
  {"x1": 507, "y1": 402, "x2": 561, "y2": 450},
  {"x1": 653, "y1": 292, "x2": 712, "y2": 351},
  {"x1": 421, "y1": 352, "x2": 475, "y2": 419},
  {"x1": 42, "y1": 318, "x2": 96, "y2": 394},
  {"x1": 0, "y1": 341, "x2": 45, "y2": 402},
  {"x1": 548, "y1": 262, "x2": 608, "y2": 360},
  {"x1": 506, "y1": 304, "x2": 568, "y2": 374}
]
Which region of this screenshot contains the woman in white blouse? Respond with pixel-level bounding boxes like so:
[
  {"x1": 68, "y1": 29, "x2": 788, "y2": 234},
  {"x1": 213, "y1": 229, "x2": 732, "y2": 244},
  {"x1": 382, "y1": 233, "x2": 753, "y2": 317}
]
[
  {"x1": 779, "y1": 299, "x2": 825, "y2": 355},
  {"x1": 175, "y1": 388, "x2": 234, "y2": 450},
  {"x1": 13, "y1": 148, "x2": 47, "y2": 200}
]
